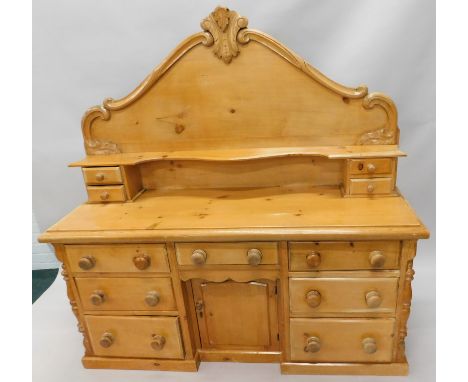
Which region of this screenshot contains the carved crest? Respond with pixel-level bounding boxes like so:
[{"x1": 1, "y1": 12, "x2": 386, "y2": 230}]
[{"x1": 201, "y1": 7, "x2": 248, "y2": 63}]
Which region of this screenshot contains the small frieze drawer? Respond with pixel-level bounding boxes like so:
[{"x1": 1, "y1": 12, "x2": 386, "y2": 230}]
[
  {"x1": 82, "y1": 166, "x2": 123, "y2": 185},
  {"x1": 66, "y1": 244, "x2": 170, "y2": 273},
  {"x1": 349, "y1": 177, "x2": 394, "y2": 195},
  {"x1": 86, "y1": 185, "x2": 126, "y2": 203},
  {"x1": 348, "y1": 158, "x2": 393, "y2": 176}
]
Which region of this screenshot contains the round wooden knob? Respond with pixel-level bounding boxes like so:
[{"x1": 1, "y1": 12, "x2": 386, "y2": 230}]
[
  {"x1": 95, "y1": 173, "x2": 105, "y2": 181},
  {"x1": 306, "y1": 251, "x2": 321, "y2": 268},
  {"x1": 362, "y1": 337, "x2": 377, "y2": 354},
  {"x1": 100, "y1": 192, "x2": 110, "y2": 201},
  {"x1": 78, "y1": 255, "x2": 96, "y2": 270},
  {"x1": 369, "y1": 250, "x2": 386, "y2": 268},
  {"x1": 99, "y1": 332, "x2": 114, "y2": 348},
  {"x1": 367, "y1": 163, "x2": 376, "y2": 173},
  {"x1": 133, "y1": 254, "x2": 151, "y2": 270},
  {"x1": 151, "y1": 334, "x2": 166, "y2": 350},
  {"x1": 191, "y1": 249, "x2": 207, "y2": 265},
  {"x1": 145, "y1": 291, "x2": 160, "y2": 307},
  {"x1": 304, "y1": 336, "x2": 321, "y2": 353},
  {"x1": 306, "y1": 290, "x2": 321, "y2": 308},
  {"x1": 367, "y1": 184, "x2": 375, "y2": 193},
  {"x1": 90, "y1": 290, "x2": 105, "y2": 306},
  {"x1": 247, "y1": 248, "x2": 262, "y2": 266},
  {"x1": 365, "y1": 290, "x2": 382, "y2": 308}
]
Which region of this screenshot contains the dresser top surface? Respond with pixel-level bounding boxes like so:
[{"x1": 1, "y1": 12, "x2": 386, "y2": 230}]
[{"x1": 41, "y1": 186, "x2": 428, "y2": 242}]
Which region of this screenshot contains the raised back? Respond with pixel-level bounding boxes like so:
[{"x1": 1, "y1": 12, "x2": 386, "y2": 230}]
[{"x1": 82, "y1": 7, "x2": 399, "y2": 155}]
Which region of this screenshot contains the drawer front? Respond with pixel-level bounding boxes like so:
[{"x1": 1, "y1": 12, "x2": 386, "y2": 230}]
[
  {"x1": 66, "y1": 244, "x2": 170, "y2": 273},
  {"x1": 349, "y1": 158, "x2": 393, "y2": 175},
  {"x1": 349, "y1": 178, "x2": 394, "y2": 195},
  {"x1": 76, "y1": 277, "x2": 176, "y2": 311},
  {"x1": 175, "y1": 242, "x2": 278, "y2": 266},
  {"x1": 87, "y1": 185, "x2": 126, "y2": 202},
  {"x1": 82, "y1": 166, "x2": 123, "y2": 185},
  {"x1": 289, "y1": 241, "x2": 400, "y2": 271},
  {"x1": 289, "y1": 277, "x2": 398, "y2": 315},
  {"x1": 85, "y1": 315, "x2": 184, "y2": 359},
  {"x1": 290, "y1": 318, "x2": 394, "y2": 362}
]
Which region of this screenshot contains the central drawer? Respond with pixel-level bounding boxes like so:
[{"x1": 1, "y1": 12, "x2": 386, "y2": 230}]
[
  {"x1": 76, "y1": 277, "x2": 176, "y2": 311},
  {"x1": 175, "y1": 242, "x2": 278, "y2": 266},
  {"x1": 85, "y1": 315, "x2": 184, "y2": 359}
]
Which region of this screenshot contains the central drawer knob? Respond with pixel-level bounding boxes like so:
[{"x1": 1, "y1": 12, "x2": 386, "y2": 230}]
[
  {"x1": 151, "y1": 334, "x2": 166, "y2": 350},
  {"x1": 362, "y1": 337, "x2": 377, "y2": 354},
  {"x1": 191, "y1": 249, "x2": 207, "y2": 265},
  {"x1": 365, "y1": 290, "x2": 382, "y2": 308},
  {"x1": 95, "y1": 173, "x2": 105, "y2": 181},
  {"x1": 99, "y1": 332, "x2": 114, "y2": 348},
  {"x1": 367, "y1": 163, "x2": 376, "y2": 173},
  {"x1": 304, "y1": 336, "x2": 321, "y2": 353},
  {"x1": 369, "y1": 250, "x2": 386, "y2": 267},
  {"x1": 133, "y1": 254, "x2": 151, "y2": 270},
  {"x1": 100, "y1": 191, "x2": 110, "y2": 201},
  {"x1": 78, "y1": 255, "x2": 96, "y2": 270},
  {"x1": 306, "y1": 290, "x2": 321, "y2": 308},
  {"x1": 306, "y1": 251, "x2": 321, "y2": 268},
  {"x1": 247, "y1": 248, "x2": 262, "y2": 266},
  {"x1": 90, "y1": 290, "x2": 106, "y2": 305},
  {"x1": 367, "y1": 184, "x2": 375, "y2": 193},
  {"x1": 145, "y1": 291, "x2": 160, "y2": 306}
]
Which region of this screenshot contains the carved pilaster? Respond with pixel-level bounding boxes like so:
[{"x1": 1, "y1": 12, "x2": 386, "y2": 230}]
[{"x1": 396, "y1": 259, "x2": 415, "y2": 362}]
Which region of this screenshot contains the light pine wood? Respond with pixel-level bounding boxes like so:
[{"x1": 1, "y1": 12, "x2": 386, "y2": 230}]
[
  {"x1": 82, "y1": 167, "x2": 123, "y2": 185},
  {"x1": 348, "y1": 177, "x2": 394, "y2": 195},
  {"x1": 348, "y1": 158, "x2": 394, "y2": 176},
  {"x1": 82, "y1": 355, "x2": 199, "y2": 371},
  {"x1": 198, "y1": 349, "x2": 280, "y2": 363},
  {"x1": 120, "y1": 165, "x2": 143, "y2": 200},
  {"x1": 85, "y1": 315, "x2": 184, "y2": 359},
  {"x1": 86, "y1": 185, "x2": 126, "y2": 203},
  {"x1": 280, "y1": 362, "x2": 408, "y2": 375}
]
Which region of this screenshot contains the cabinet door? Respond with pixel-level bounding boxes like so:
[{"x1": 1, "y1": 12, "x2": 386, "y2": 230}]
[{"x1": 191, "y1": 280, "x2": 279, "y2": 351}]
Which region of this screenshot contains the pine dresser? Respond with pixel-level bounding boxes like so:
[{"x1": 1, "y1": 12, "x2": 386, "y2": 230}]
[{"x1": 39, "y1": 6, "x2": 429, "y2": 376}]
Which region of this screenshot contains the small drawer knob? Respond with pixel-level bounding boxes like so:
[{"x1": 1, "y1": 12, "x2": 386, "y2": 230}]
[
  {"x1": 133, "y1": 254, "x2": 151, "y2": 270},
  {"x1": 306, "y1": 251, "x2": 321, "y2": 268},
  {"x1": 99, "y1": 332, "x2": 114, "y2": 348},
  {"x1": 145, "y1": 291, "x2": 160, "y2": 307},
  {"x1": 304, "y1": 336, "x2": 321, "y2": 353},
  {"x1": 247, "y1": 248, "x2": 262, "y2": 266},
  {"x1": 367, "y1": 163, "x2": 376, "y2": 173},
  {"x1": 369, "y1": 250, "x2": 386, "y2": 268},
  {"x1": 95, "y1": 173, "x2": 105, "y2": 181},
  {"x1": 191, "y1": 249, "x2": 207, "y2": 265},
  {"x1": 365, "y1": 290, "x2": 382, "y2": 308},
  {"x1": 78, "y1": 255, "x2": 96, "y2": 270},
  {"x1": 367, "y1": 184, "x2": 375, "y2": 193},
  {"x1": 362, "y1": 337, "x2": 377, "y2": 354},
  {"x1": 151, "y1": 334, "x2": 166, "y2": 350},
  {"x1": 100, "y1": 191, "x2": 110, "y2": 201},
  {"x1": 306, "y1": 290, "x2": 321, "y2": 308},
  {"x1": 90, "y1": 290, "x2": 105, "y2": 306}
]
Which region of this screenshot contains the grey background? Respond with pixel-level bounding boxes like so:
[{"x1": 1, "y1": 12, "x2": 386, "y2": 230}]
[{"x1": 32, "y1": 0, "x2": 435, "y2": 380}]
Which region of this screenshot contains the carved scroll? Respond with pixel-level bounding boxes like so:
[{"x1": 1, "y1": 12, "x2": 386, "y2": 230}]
[
  {"x1": 396, "y1": 259, "x2": 415, "y2": 362},
  {"x1": 61, "y1": 263, "x2": 92, "y2": 355}
]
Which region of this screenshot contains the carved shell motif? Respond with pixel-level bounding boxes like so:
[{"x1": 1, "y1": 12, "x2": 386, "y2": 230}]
[{"x1": 201, "y1": 7, "x2": 248, "y2": 63}]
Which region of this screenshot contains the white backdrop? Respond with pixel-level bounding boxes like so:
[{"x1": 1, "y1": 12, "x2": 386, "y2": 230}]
[{"x1": 32, "y1": 0, "x2": 435, "y2": 380}]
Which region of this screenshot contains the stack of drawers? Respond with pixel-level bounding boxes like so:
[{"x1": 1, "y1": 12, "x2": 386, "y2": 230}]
[
  {"x1": 65, "y1": 244, "x2": 185, "y2": 360},
  {"x1": 288, "y1": 241, "x2": 400, "y2": 363}
]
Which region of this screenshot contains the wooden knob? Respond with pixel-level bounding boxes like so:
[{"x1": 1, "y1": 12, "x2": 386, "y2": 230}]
[
  {"x1": 191, "y1": 249, "x2": 207, "y2": 265},
  {"x1": 78, "y1": 255, "x2": 95, "y2": 270},
  {"x1": 367, "y1": 184, "x2": 375, "y2": 193},
  {"x1": 99, "y1": 332, "x2": 114, "y2": 348},
  {"x1": 100, "y1": 191, "x2": 110, "y2": 201},
  {"x1": 95, "y1": 173, "x2": 105, "y2": 181},
  {"x1": 304, "y1": 336, "x2": 321, "y2": 353},
  {"x1": 247, "y1": 248, "x2": 262, "y2": 266},
  {"x1": 145, "y1": 291, "x2": 160, "y2": 307},
  {"x1": 306, "y1": 251, "x2": 321, "y2": 268},
  {"x1": 362, "y1": 337, "x2": 377, "y2": 354},
  {"x1": 306, "y1": 290, "x2": 321, "y2": 308},
  {"x1": 369, "y1": 250, "x2": 386, "y2": 268},
  {"x1": 367, "y1": 163, "x2": 376, "y2": 173},
  {"x1": 90, "y1": 290, "x2": 105, "y2": 306},
  {"x1": 365, "y1": 290, "x2": 382, "y2": 308},
  {"x1": 151, "y1": 334, "x2": 166, "y2": 350},
  {"x1": 133, "y1": 254, "x2": 151, "y2": 270}
]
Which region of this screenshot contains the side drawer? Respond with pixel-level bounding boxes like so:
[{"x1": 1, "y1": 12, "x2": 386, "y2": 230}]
[
  {"x1": 290, "y1": 318, "x2": 395, "y2": 362},
  {"x1": 289, "y1": 241, "x2": 400, "y2": 271},
  {"x1": 66, "y1": 244, "x2": 170, "y2": 273},
  {"x1": 76, "y1": 277, "x2": 176, "y2": 311},
  {"x1": 348, "y1": 178, "x2": 394, "y2": 195},
  {"x1": 82, "y1": 166, "x2": 123, "y2": 185},
  {"x1": 87, "y1": 185, "x2": 126, "y2": 203},
  {"x1": 175, "y1": 242, "x2": 278, "y2": 266},
  {"x1": 85, "y1": 315, "x2": 184, "y2": 359},
  {"x1": 348, "y1": 158, "x2": 393, "y2": 176},
  {"x1": 289, "y1": 277, "x2": 398, "y2": 315}
]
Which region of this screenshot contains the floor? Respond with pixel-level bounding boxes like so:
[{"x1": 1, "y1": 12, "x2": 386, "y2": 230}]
[{"x1": 32, "y1": 268, "x2": 59, "y2": 303}]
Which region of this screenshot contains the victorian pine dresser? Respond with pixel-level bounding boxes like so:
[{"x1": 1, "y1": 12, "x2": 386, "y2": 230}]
[{"x1": 39, "y1": 6, "x2": 429, "y2": 376}]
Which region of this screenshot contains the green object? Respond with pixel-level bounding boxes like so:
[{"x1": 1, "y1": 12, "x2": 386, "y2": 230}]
[{"x1": 32, "y1": 268, "x2": 59, "y2": 303}]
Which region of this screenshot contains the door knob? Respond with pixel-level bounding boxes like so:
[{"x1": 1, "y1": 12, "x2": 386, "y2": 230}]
[
  {"x1": 304, "y1": 336, "x2": 321, "y2": 353},
  {"x1": 306, "y1": 251, "x2": 321, "y2": 268},
  {"x1": 78, "y1": 255, "x2": 96, "y2": 270},
  {"x1": 133, "y1": 253, "x2": 151, "y2": 270},
  {"x1": 369, "y1": 250, "x2": 386, "y2": 267},
  {"x1": 191, "y1": 249, "x2": 207, "y2": 265},
  {"x1": 247, "y1": 248, "x2": 262, "y2": 266},
  {"x1": 306, "y1": 290, "x2": 321, "y2": 308}
]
